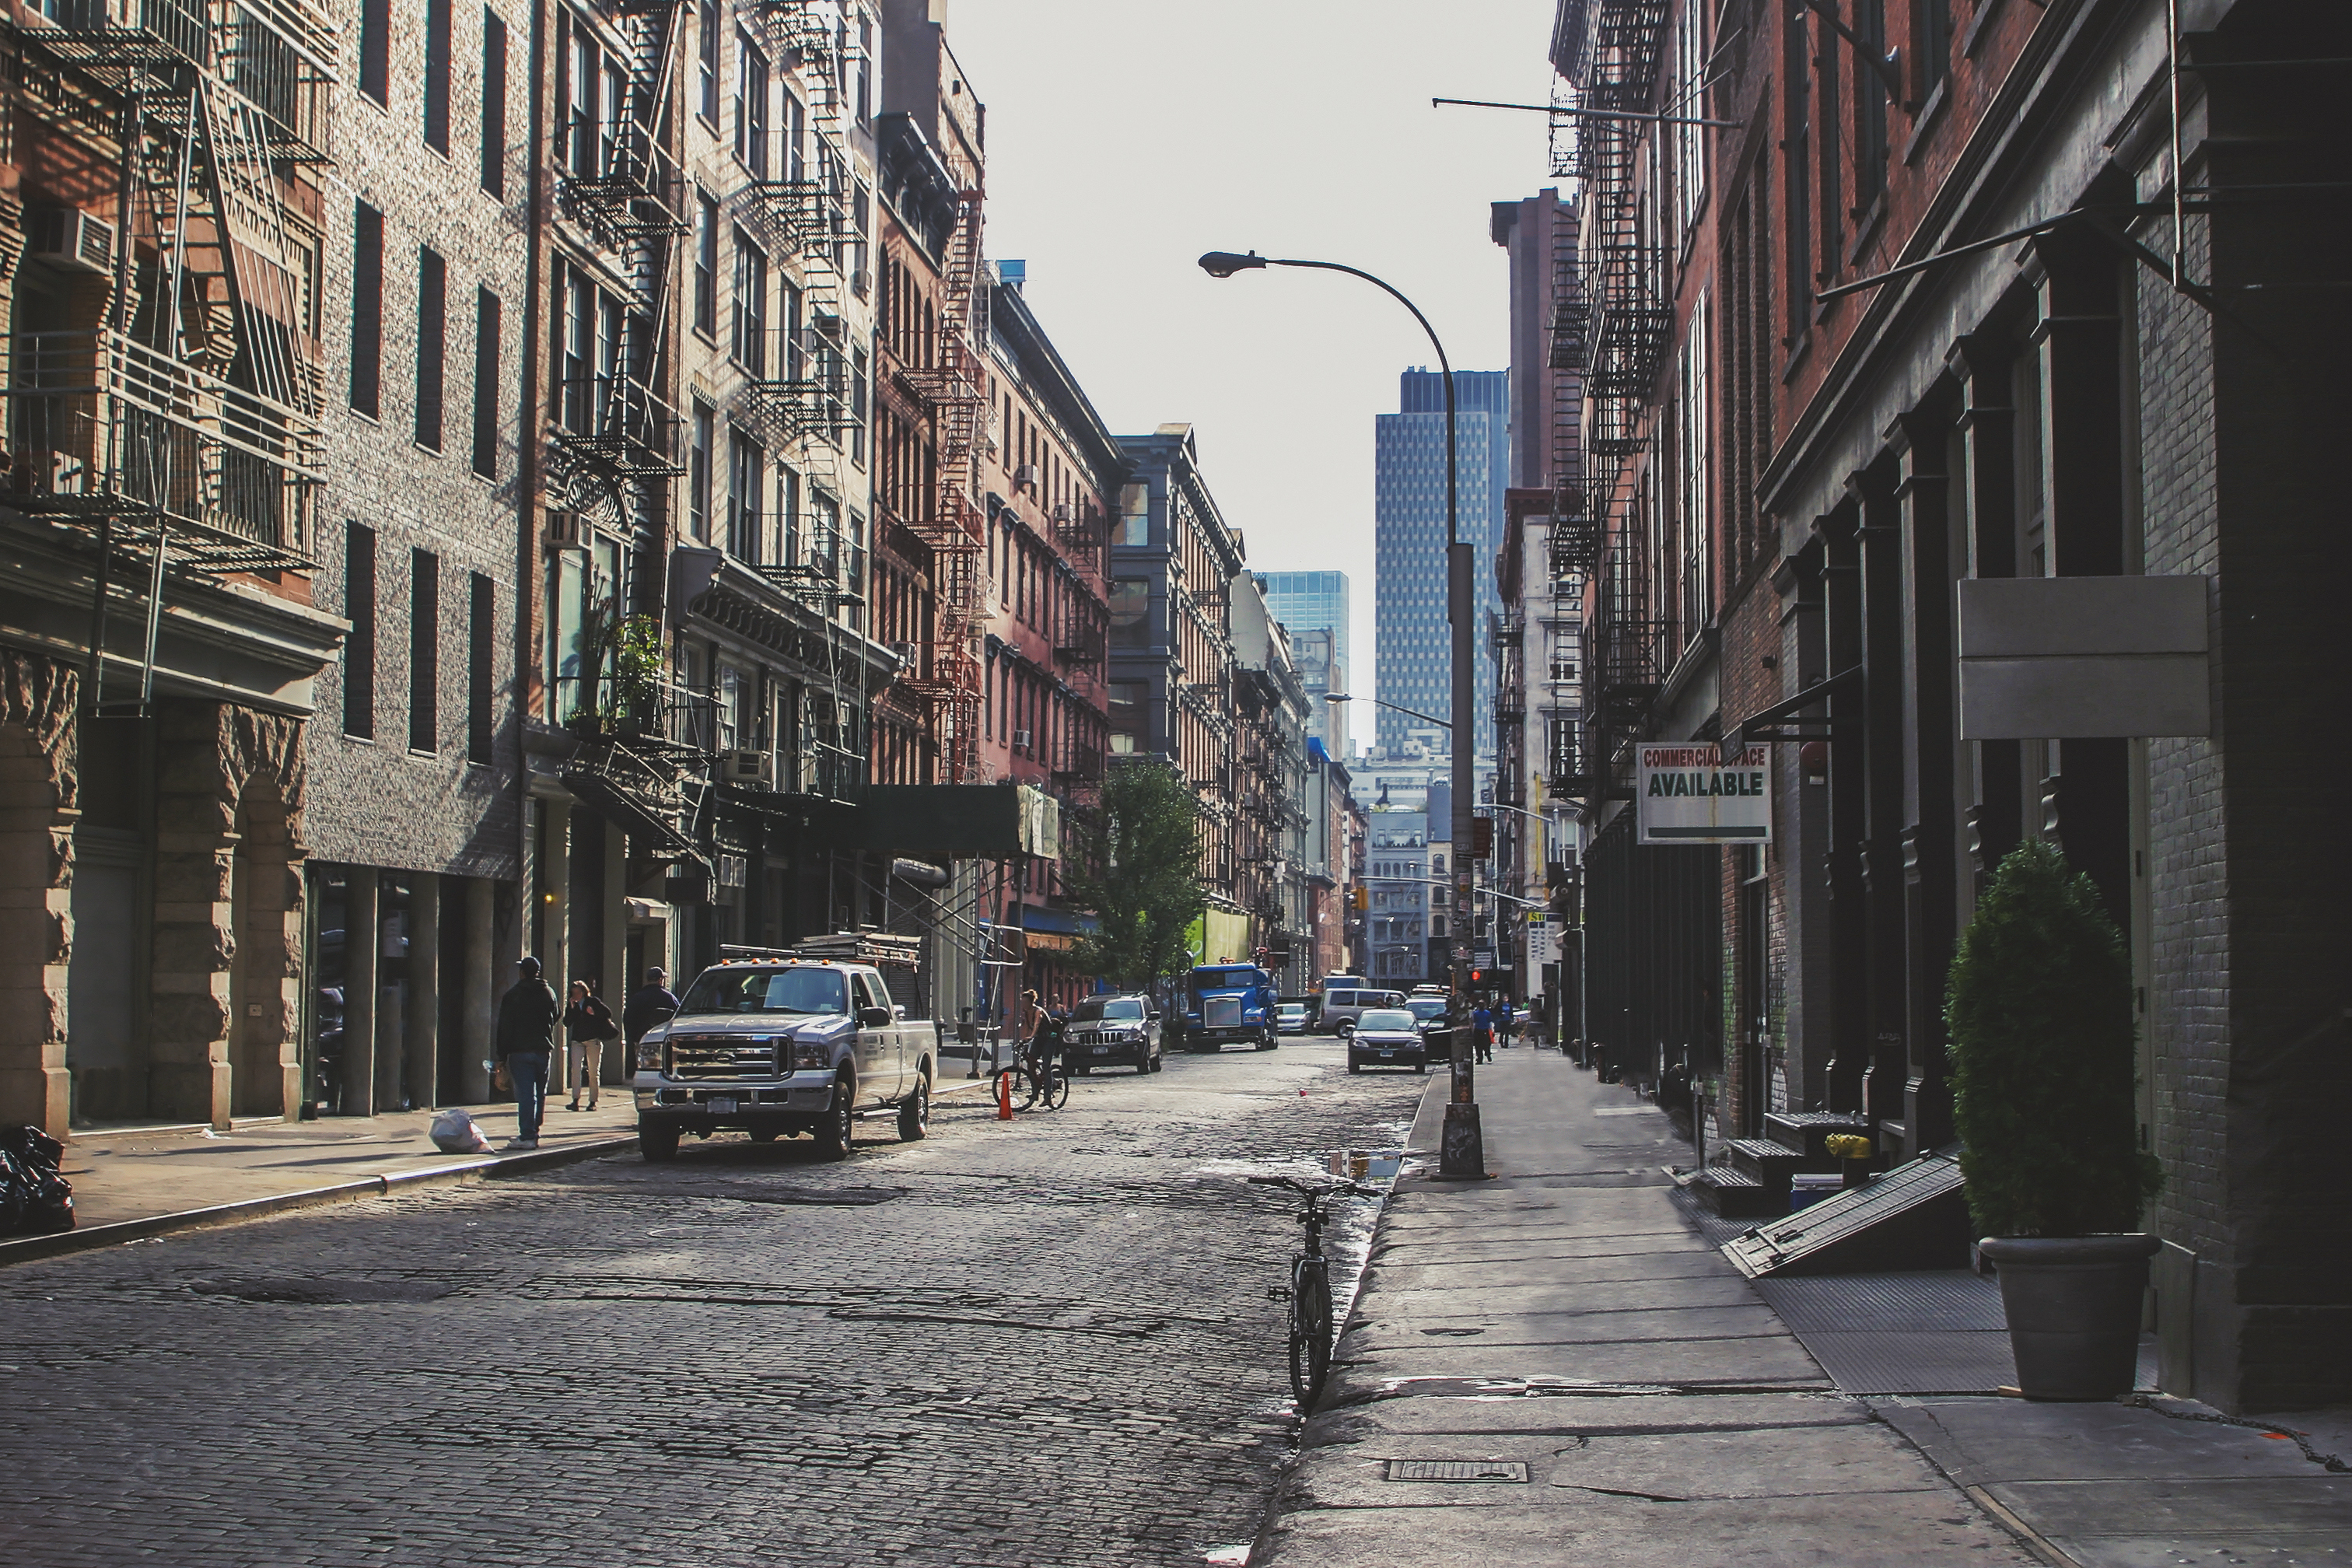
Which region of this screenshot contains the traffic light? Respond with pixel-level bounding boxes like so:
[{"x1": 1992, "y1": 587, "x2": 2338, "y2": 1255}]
[
  {"x1": 1352, "y1": 884, "x2": 1368, "y2": 912},
  {"x1": 1471, "y1": 816, "x2": 1494, "y2": 860}
]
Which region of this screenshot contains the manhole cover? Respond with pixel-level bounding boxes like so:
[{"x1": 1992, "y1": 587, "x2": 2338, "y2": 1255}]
[{"x1": 1384, "y1": 1459, "x2": 1530, "y2": 1483}]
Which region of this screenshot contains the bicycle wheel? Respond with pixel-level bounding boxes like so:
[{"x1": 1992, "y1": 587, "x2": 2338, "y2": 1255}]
[
  {"x1": 1288, "y1": 1256, "x2": 1334, "y2": 1408},
  {"x1": 995, "y1": 1064, "x2": 1039, "y2": 1111},
  {"x1": 1041, "y1": 1066, "x2": 1069, "y2": 1110}
]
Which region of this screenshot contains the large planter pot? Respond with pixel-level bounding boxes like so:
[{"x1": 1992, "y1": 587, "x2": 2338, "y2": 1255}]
[{"x1": 1981, "y1": 1234, "x2": 2158, "y2": 1401}]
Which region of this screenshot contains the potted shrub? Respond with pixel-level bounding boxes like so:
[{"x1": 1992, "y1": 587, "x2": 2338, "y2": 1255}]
[{"x1": 1947, "y1": 838, "x2": 2164, "y2": 1400}]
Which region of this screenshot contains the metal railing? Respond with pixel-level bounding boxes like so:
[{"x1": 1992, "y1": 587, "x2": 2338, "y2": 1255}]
[
  {"x1": 552, "y1": 371, "x2": 682, "y2": 476},
  {"x1": 5, "y1": 328, "x2": 321, "y2": 558}
]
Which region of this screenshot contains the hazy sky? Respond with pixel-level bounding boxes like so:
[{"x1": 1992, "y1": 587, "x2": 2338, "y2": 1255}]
[{"x1": 945, "y1": 0, "x2": 1560, "y2": 688}]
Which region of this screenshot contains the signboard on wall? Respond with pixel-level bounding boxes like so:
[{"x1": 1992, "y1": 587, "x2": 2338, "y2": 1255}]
[
  {"x1": 1636, "y1": 743, "x2": 1770, "y2": 845},
  {"x1": 1526, "y1": 914, "x2": 1559, "y2": 969}
]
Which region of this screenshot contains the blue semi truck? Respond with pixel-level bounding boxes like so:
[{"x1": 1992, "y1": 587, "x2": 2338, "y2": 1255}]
[{"x1": 1175, "y1": 963, "x2": 1281, "y2": 1052}]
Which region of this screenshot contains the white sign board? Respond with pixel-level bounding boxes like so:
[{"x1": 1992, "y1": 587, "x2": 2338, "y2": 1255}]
[
  {"x1": 1526, "y1": 915, "x2": 1559, "y2": 969},
  {"x1": 1637, "y1": 743, "x2": 1771, "y2": 845}
]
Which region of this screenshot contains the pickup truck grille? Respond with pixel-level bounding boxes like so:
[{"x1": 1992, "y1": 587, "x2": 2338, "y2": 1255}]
[
  {"x1": 667, "y1": 1036, "x2": 779, "y2": 1078},
  {"x1": 1204, "y1": 998, "x2": 1242, "y2": 1028},
  {"x1": 1069, "y1": 1030, "x2": 1136, "y2": 1048}
]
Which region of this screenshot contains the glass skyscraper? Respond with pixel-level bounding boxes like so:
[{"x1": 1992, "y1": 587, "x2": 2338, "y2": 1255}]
[
  {"x1": 1375, "y1": 369, "x2": 1508, "y2": 762},
  {"x1": 1254, "y1": 570, "x2": 1350, "y2": 672}
]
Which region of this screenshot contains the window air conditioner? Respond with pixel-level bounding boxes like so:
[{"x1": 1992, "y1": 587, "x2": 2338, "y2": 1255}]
[
  {"x1": 28, "y1": 207, "x2": 115, "y2": 274},
  {"x1": 809, "y1": 310, "x2": 846, "y2": 344},
  {"x1": 721, "y1": 750, "x2": 773, "y2": 785},
  {"x1": 1013, "y1": 464, "x2": 1039, "y2": 491},
  {"x1": 850, "y1": 269, "x2": 872, "y2": 299},
  {"x1": 1051, "y1": 502, "x2": 1074, "y2": 523},
  {"x1": 1012, "y1": 728, "x2": 1032, "y2": 750},
  {"x1": 889, "y1": 640, "x2": 917, "y2": 666},
  {"x1": 544, "y1": 510, "x2": 585, "y2": 549}
]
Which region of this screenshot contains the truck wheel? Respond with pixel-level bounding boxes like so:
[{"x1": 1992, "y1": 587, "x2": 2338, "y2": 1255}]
[
  {"x1": 1258, "y1": 1029, "x2": 1278, "y2": 1051},
  {"x1": 639, "y1": 1121, "x2": 680, "y2": 1162},
  {"x1": 816, "y1": 1074, "x2": 856, "y2": 1160},
  {"x1": 896, "y1": 1075, "x2": 930, "y2": 1143}
]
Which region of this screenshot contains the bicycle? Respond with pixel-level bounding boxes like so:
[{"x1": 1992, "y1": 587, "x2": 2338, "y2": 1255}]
[
  {"x1": 993, "y1": 1048, "x2": 1070, "y2": 1111},
  {"x1": 1250, "y1": 1174, "x2": 1379, "y2": 1409}
]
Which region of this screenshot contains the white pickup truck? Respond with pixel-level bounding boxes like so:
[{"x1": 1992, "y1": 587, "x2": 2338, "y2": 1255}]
[{"x1": 632, "y1": 947, "x2": 939, "y2": 1161}]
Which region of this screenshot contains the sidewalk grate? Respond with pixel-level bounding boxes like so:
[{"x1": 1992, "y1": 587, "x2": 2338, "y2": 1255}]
[{"x1": 1384, "y1": 1459, "x2": 1531, "y2": 1483}]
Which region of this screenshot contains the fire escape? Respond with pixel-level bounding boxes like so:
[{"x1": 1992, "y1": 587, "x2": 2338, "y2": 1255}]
[
  {"x1": 893, "y1": 130, "x2": 987, "y2": 782},
  {"x1": 551, "y1": 0, "x2": 702, "y2": 864},
  {"x1": 5, "y1": 0, "x2": 334, "y2": 712},
  {"x1": 1560, "y1": 0, "x2": 1671, "y2": 791}
]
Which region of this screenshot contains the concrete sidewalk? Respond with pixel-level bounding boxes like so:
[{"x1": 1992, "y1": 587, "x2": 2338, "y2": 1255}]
[
  {"x1": 4, "y1": 1074, "x2": 1001, "y2": 1267},
  {"x1": 1253, "y1": 1048, "x2": 2352, "y2": 1566}
]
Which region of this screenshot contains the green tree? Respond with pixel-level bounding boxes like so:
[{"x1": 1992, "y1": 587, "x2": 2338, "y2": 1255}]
[
  {"x1": 1064, "y1": 760, "x2": 1207, "y2": 992},
  {"x1": 1945, "y1": 838, "x2": 2162, "y2": 1237}
]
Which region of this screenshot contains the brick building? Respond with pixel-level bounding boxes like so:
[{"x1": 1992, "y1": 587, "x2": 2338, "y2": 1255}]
[
  {"x1": 0, "y1": 0, "x2": 348, "y2": 1135},
  {"x1": 306, "y1": 0, "x2": 532, "y2": 1115},
  {"x1": 1547, "y1": 0, "x2": 2352, "y2": 1411}
]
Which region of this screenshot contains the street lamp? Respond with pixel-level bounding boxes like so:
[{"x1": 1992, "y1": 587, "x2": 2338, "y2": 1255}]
[
  {"x1": 1200, "y1": 247, "x2": 1483, "y2": 1180},
  {"x1": 1325, "y1": 691, "x2": 1450, "y2": 730}
]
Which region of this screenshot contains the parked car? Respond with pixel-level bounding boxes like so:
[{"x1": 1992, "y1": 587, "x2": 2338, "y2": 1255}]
[
  {"x1": 632, "y1": 943, "x2": 938, "y2": 1160},
  {"x1": 1348, "y1": 1008, "x2": 1428, "y2": 1074},
  {"x1": 1066, "y1": 994, "x2": 1161, "y2": 1073},
  {"x1": 1405, "y1": 996, "x2": 1449, "y2": 1033},
  {"x1": 1276, "y1": 1003, "x2": 1309, "y2": 1035},
  {"x1": 1320, "y1": 985, "x2": 1407, "y2": 1039}
]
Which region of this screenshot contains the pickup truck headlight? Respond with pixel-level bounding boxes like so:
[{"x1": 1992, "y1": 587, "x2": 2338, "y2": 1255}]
[
  {"x1": 792, "y1": 1038, "x2": 831, "y2": 1071},
  {"x1": 636, "y1": 1036, "x2": 663, "y2": 1070}
]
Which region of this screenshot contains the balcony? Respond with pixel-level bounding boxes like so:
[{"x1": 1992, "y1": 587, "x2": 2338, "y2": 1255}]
[
  {"x1": 552, "y1": 371, "x2": 682, "y2": 478},
  {"x1": 1052, "y1": 742, "x2": 1104, "y2": 788},
  {"x1": 558, "y1": 117, "x2": 688, "y2": 249},
  {"x1": 23, "y1": 0, "x2": 212, "y2": 72},
  {"x1": 25, "y1": 0, "x2": 337, "y2": 160},
  {"x1": 5, "y1": 328, "x2": 322, "y2": 569}
]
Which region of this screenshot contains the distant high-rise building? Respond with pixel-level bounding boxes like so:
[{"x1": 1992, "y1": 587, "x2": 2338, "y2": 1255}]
[
  {"x1": 1255, "y1": 570, "x2": 1351, "y2": 674},
  {"x1": 1376, "y1": 369, "x2": 1508, "y2": 763}
]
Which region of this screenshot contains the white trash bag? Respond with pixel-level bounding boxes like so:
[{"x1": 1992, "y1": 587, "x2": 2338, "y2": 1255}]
[{"x1": 430, "y1": 1108, "x2": 495, "y2": 1154}]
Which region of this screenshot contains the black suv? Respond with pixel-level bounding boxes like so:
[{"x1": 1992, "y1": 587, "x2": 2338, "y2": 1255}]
[{"x1": 1063, "y1": 995, "x2": 1164, "y2": 1074}]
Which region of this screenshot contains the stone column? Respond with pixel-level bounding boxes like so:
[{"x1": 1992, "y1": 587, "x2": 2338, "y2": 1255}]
[
  {"x1": 0, "y1": 693, "x2": 75, "y2": 1138},
  {"x1": 149, "y1": 706, "x2": 237, "y2": 1128},
  {"x1": 601, "y1": 824, "x2": 627, "y2": 1087},
  {"x1": 462, "y1": 875, "x2": 495, "y2": 1102},
  {"x1": 1949, "y1": 334, "x2": 2023, "y2": 902},
  {"x1": 344, "y1": 869, "x2": 379, "y2": 1116},
  {"x1": 1850, "y1": 464, "x2": 1912, "y2": 1135},
  {"x1": 1892, "y1": 407, "x2": 1958, "y2": 1155},
  {"x1": 407, "y1": 870, "x2": 440, "y2": 1108}
]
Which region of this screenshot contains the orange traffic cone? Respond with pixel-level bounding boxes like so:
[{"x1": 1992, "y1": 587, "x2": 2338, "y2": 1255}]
[{"x1": 997, "y1": 1068, "x2": 1013, "y2": 1121}]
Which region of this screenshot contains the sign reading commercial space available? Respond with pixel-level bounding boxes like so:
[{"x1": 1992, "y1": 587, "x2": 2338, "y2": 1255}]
[{"x1": 1636, "y1": 743, "x2": 1771, "y2": 845}]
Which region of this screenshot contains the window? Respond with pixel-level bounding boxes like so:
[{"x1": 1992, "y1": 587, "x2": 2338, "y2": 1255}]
[
  {"x1": 410, "y1": 549, "x2": 439, "y2": 752},
  {"x1": 728, "y1": 429, "x2": 763, "y2": 562},
  {"x1": 1914, "y1": 0, "x2": 1953, "y2": 102},
  {"x1": 1672, "y1": 8, "x2": 1706, "y2": 242},
  {"x1": 688, "y1": 401, "x2": 713, "y2": 542},
  {"x1": 778, "y1": 463, "x2": 800, "y2": 565},
  {"x1": 1856, "y1": 0, "x2": 1889, "y2": 204},
  {"x1": 1108, "y1": 680, "x2": 1145, "y2": 754},
  {"x1": 424, "y1": 0, "x2": 452, "y2": 152},
  {"x1": 415, "y1": 246, "x2": 446, "y2": 450},
  {"x1": 470, "y1": 285, "x2": 500, "y2": 478},
  {"x1": 349, "y1": 204, "x2": 383, "y2": 416},
  {"x1": 693, "y1": 191, "x2": 718, "y2": 337},
  {"x1": 1678, "y1": 294, "x2": 1712, "y2": 639},
  {"x1": 1118, "y1": 482, "x2": 1150, "y2": 546},
  {"x1": 849, "y1": 345, "x2": 867, "y2": 464},
  {"x1": 696, "y1": 0, "x2": 719, "y2": 125},
  {"x1": 782, "y1": 91, "x2": 805, "y2": 183},
  {"x1": 1784, "y1": 12, "x2": 1812, "y2": 332},
  {"x1": 730, "y1": 228, "x2": 766, "y2": 375},
  {"x1": 359, "y1": 0, "x2": 389, "y2": 104},
  {"x1": 855, "y1": 16, "x2": 872, "y2": 123},
  {"x1": 781, "y1": 280, "x2": 803, "y2": 380},
  {"x1": 467, "y1": 572, "x2": 495, "y2": 763},
  {"x1": 1109, "y1": 579, "x2": 1150, "y2": 649},
  {"x1": 344, "y1": 522, "x2": 376, "y2": 739},
  {"x1": 716, "y1": 665, "x2": 740, "y2": 751},
  {"x1": 733, "y1": 32, "x2": 768, "y2": 177},
  {"x1": 480, "y1": 9, "x2": 508, "y2": 195},
  {"x1": 563, "y1": 21, "x2": 596, "y2": 177},
  {"x1": 556, "y1": 261, "x2": 627, "y2": 436}
]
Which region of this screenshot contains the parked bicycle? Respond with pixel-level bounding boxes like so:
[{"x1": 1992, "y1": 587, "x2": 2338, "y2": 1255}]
[{"x1": 1251, "y1": 1174, "x2": 1380, "y2": 1408}]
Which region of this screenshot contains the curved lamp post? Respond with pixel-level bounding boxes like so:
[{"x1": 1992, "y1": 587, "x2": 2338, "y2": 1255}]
[{"x1": 1199, "y1": 250, "x2": 1485, "y2": 1179}]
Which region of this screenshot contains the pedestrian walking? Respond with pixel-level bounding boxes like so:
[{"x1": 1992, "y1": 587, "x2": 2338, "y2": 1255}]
[
  {"x1": 624, "y1": 965, "x2": 681, "y2": 1074},
  {"x1": 1496, "y1": 998, "x2": 1517, "y2": 1048},
  {"x1": 1472, "y1": 1002, "x2": 1494, "y2": 1063},
  {"x1": 495, "y1": 957, "x2": 560, "y2": 1150},
  {"x1": 563, "y1": 978, "x2": 618, "y2": 1111}
]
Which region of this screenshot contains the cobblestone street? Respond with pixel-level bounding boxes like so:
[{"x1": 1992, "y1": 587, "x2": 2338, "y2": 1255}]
[{"x1": 2, "y1": 1039, "x2": 1423, "y2": 1567}]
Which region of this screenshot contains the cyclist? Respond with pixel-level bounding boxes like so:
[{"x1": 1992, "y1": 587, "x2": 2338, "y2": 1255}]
[{"x1": 1026, "y1": 1004, "x2": 1069, "y2": 1081}]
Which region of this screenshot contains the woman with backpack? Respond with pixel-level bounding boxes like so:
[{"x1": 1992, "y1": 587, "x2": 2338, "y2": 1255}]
[{"x1": 563, "y1": 977, "x2": 619, "y2": 1112}]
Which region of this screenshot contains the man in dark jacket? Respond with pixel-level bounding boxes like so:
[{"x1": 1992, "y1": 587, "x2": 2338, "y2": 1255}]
[
  {"x1": 495, "y1": 957, "x2": 560, "y2": 1150},
  {"x1": 623, "y1": 967, "x2": 681, "y2": 1072}
]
